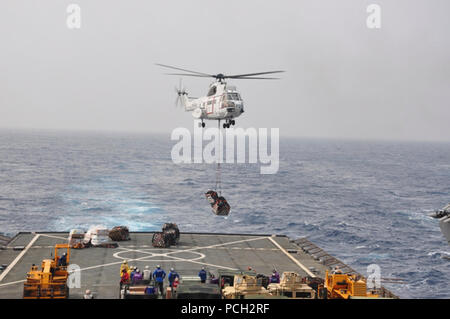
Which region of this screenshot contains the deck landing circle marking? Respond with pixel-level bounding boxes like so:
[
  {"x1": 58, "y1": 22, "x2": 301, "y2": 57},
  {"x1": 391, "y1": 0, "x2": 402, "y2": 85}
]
[{"x1": 113, "y1": 248, "x2": 205, "y2": 263}]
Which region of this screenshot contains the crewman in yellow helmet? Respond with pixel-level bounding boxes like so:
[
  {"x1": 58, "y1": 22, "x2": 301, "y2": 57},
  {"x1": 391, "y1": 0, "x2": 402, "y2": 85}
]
[{"x1": 120, "y1": 260, "x2": 130, "y2": 277}]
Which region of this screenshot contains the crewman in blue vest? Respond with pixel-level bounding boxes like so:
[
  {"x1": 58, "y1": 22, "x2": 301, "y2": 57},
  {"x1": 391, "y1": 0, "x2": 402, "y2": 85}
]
[
  {"x1": 198, "y1": 267, "x2": 207, "y2": 283},
  {"x1": 153, "y1": 265, "x2": 166, "y2": 296},
  {"x1": 130, "y1": 266, "x2": 137, "y2": 282}
]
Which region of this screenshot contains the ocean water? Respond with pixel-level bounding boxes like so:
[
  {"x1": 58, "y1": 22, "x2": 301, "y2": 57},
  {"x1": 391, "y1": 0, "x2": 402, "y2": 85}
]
[{"x1": 0, "y1": 129, "x2": 449, "y2": 298}]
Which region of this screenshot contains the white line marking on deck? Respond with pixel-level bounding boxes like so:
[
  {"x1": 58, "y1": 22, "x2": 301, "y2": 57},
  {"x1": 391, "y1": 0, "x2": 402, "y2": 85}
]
[
  {"x1": 38, "y1": 234, "x2": 67, "y2": 241},
  {"x1": 116, "y1": 247, "x2": 237, "y2": 271},
  {"x1": 164, "y1": 236, "x2": 269, "y2": 256},
  {"x1": 163, "y1": 253, "x2": 238, "y2": 271},
  {"x1": 114, "y1": 247, "x2": 206, "y2": 262},
  {"x1": 114, "y1": 246, "x2": 276, "y2": 251},
  {"x1": 0, "y1": 234, "x2": 41, "y2": 282},
  {"x1": 268, "y1": 237, "x2": 316, "y2": 278},
  {"x1": 0, "y1": 279, "x2": 25, "y2": 287}
]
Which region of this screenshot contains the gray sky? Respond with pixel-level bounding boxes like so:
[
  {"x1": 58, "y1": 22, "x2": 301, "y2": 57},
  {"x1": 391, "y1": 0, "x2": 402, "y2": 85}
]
[{"x1": 0, "y1": 0, "x2": 449, "y2": 141}]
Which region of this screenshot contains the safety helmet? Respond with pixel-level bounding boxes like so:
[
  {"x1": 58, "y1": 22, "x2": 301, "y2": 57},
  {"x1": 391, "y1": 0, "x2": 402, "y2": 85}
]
[
  {"x1": 170, "y1": 268, "x2": 174, "y2": 271},
  {"x1": 157, "y1": 265, "x2": 160, "y2": 269}
]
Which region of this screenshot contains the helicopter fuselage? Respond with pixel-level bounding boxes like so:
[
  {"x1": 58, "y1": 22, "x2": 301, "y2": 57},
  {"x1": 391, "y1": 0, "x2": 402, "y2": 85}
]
[{"x1": 181, "y1": 82, "x2": 244, "y2": 122}]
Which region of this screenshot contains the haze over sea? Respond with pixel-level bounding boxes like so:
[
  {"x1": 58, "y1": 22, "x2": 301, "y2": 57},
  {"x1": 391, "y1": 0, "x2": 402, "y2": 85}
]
[{"x1": 0, "y1": 129, "x2": 449, "y2": 298}]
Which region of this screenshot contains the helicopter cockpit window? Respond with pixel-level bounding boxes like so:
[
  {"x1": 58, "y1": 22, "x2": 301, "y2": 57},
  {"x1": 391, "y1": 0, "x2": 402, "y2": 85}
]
[
  {"x1": 207, "y1": 86, "x2": 217, "y2": 96},
  {"x1": 227, "y1": 93, "x2": 241, "y2": 101}
]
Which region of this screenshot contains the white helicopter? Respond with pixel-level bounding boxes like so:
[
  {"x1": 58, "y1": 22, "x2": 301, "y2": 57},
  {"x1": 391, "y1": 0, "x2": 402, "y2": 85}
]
[{"x1": 156, "y1": 64, "x2": 284, "y2": 128}]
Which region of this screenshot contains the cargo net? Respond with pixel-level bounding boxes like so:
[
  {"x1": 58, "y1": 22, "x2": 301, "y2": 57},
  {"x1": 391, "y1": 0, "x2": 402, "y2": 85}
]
[
  {"x1": 205, "y1": 190, "x2": 230, "y2": 216},
  {"x1": 109, "y1": 226, "x2": 131, "y2": 241},
  {"x1": 152, "y1": 223, "x2": 180, "y2": 248}
]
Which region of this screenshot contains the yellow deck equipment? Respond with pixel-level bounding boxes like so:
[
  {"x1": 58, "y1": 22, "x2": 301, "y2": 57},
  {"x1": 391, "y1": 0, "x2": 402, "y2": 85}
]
[{"x1": 23, "y1": 244, "x2": 71, "y2": 299}]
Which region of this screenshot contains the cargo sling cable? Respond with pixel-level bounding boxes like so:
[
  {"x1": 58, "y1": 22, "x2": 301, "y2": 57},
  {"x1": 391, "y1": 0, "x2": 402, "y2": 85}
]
[
  {"x1": 215, "y1": 119, "x2": 222, "y2": 195},
  {"x1": 204, "y1": 120, "x2": 230, "y2": 216}
]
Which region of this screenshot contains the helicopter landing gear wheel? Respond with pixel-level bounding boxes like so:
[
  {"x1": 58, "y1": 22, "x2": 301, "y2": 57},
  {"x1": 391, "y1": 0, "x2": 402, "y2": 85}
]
[
  {"x1": 223, "y1": 123, "x2": 227, "y2": 129},
  {"x1": 202, "y1": 121, "x2": 205, "y2": 128},
  {"x1": 231, "y1": 120, "x2": 235, "y2": 126}
]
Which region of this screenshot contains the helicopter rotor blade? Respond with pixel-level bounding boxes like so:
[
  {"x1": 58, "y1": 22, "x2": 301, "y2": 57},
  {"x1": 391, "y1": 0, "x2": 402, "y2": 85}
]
[
  {"x1": 227, "y1": 70, "x2": 285, "y2": 78},
  {"x1": 156, "y1": 63, "x2": 212, "y2": 77},
  {"x1": 157, "y1": 63, "x2": 285, "y2": 81},
  {"x1": 228, "y1": 76, "x2": 281, "y2": 80},
  {"x1": 166, "y1": 73, "x2": 212, "y2": 78},
  {"x1": 165, "y1": 72, "x2": 284, "y2": 80}
]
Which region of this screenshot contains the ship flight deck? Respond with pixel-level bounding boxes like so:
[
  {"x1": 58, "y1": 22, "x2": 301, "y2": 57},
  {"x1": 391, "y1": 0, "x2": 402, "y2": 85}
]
[{"x1": 0, "y1": 232, "x2": 397, "y2": 299}]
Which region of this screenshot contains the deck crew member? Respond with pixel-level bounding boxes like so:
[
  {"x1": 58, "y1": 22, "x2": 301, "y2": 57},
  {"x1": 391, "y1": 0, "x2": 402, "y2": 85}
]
[
  {"x1": 133, "y1": 269, "x2": 143, "y2": 283},
  {"x1": 168, "y1": 268, "x2": 180, "y2": 293},
  {"x1": 270, "y1": 269, "x2": 280, "y2": 283},
  {"x1": 198, "y1": 267, "x2": 207, "y2": 283},
  {"x1": 143, "y1": 265, "x2": 151, "y2": 282},
  {"x1": 58, "y1": 253, "x2": 67, "y2": 267},
  {"x1": 120, "y1": 260, "x2": 130, "y2": 277},
  {"x1": 120, "y1": 269, "x2": 130, "y2": 289},
  {"x1": 84, "y1": 289, "x2": 94, "y2": 299},
  {"x1": 130, "y1": 266, "x2": 137, "y2": 281},
  {"x1": 332, "y1": 266, "x2": 343, "y2": 274},
  {"x1": 153, "y1": 265, "x2": 166, "y2": 296},
  {"x1": 173, "y1": 277, "x2": 179, "y2": 292}
]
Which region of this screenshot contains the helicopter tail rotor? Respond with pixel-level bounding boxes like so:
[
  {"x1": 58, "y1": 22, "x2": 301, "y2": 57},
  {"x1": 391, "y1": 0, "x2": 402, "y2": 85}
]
[{"x1": 174, "y1": 78, "x2": 187, "y2": 107}]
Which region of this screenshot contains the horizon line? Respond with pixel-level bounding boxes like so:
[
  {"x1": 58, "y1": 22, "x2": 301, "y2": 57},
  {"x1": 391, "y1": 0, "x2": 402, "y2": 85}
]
[{"x1": 0, "y1": 126, "x2": 449, "y2": 144}]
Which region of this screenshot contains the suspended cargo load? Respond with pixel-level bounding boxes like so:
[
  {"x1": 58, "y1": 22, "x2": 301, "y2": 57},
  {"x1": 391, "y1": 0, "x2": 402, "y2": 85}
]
[
  {"x1": 205, "y1": 190, "x2": 230, "y2": 216},
  {"x1": 109, "y1": 226, "x2": 130, "y2": 242},
  {"x1": 212, "y1": 196, "x2": 231, "y2": 216}
]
